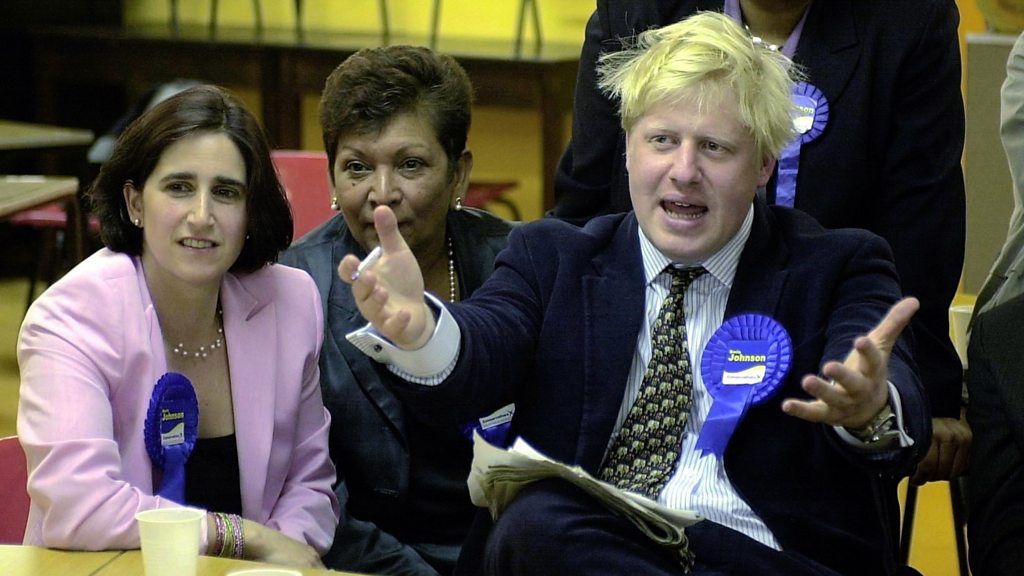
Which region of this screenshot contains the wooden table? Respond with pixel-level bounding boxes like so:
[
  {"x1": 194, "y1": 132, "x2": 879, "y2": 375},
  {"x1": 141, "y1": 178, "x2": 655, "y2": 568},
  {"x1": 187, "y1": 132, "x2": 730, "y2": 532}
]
[
  {"x1": 0, "y1": 545, "x2": 121, "y2": 576},
  {"x1": 0, "y1": 175, "x2": 85, "y2": 264},
  {"x1": 0, "y1": 120, "x2": 94, "y2": 152},
  {"x1": 0, "y1": 120, "x2": 94, "y2": 267},
  {"x1": 0, "y1": 545, "x2": 374, "y2": 575},
  {"x1": 0, "y1": 176, "x2": 79, "y2": 218},
  {"x1": 99, "y1": 550, "x2": 371, "y2": 575},
  {"x1": 31, "y1": 24, "x2": 579, "y2": 210}
]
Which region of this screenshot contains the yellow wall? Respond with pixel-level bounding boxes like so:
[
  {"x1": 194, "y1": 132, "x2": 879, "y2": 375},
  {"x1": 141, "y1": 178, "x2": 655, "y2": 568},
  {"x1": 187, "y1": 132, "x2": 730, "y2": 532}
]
[
  {"x1": 124, "y1": 0, "x2": 590, "y2": 221},
  {"x1": 125, "y1": 0, "x2": 590, "y2": 43},
  {"x1": 124, "y1": 0, "x2": 997, "y2": 223},
  {"x1": 121, "y1": 0, "x2": 1000, "y2": 222},
  {"x1": 959, "y1": 0, "x2": 987, "y2": 98}
]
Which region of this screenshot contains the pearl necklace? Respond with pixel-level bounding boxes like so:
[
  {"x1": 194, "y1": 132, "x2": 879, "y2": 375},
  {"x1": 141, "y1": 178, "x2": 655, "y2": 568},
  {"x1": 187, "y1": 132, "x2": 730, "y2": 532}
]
[
  {"x1": 171, "y1": 309, "x2": 224, "y2": 360},
  {"x1": 744, "y1": 25, "x2": 780, "y2": 52},
  {"x1": 447, "y1": 236, "x2": 457, "y2": 303}
]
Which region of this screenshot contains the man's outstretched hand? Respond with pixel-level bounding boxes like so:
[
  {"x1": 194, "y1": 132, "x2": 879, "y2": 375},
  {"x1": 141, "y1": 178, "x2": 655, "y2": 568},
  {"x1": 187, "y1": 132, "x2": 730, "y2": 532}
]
[
  {"x1": 338, "y1": 206, "x2": 434, "y2": 350},
  {"x1": 782, "y1": 297, "x2": 919, "y2": 429}
]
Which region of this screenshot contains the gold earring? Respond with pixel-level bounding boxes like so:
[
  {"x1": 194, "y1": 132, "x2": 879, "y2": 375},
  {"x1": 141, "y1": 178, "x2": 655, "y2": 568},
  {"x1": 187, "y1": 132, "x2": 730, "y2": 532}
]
[
  {"x1": 330, "y1": 196, "x2": 340, "y2": 211},
  {"x1": 454, "y1": 196, "x2": 463, "y2": 211}
]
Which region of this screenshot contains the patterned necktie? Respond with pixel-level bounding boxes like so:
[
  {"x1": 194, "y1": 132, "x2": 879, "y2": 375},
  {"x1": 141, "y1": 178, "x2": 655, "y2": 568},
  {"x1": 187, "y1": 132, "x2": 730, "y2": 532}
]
[{"x1": 599, "y1": 265, "x2": 707, "y2": 499}]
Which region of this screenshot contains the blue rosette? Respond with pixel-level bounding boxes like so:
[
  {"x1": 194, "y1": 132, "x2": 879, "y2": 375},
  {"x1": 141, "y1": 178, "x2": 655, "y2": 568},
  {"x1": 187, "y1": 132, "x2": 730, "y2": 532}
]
[
  {"x1": 776, "y1": 82, "x2": 829, "y2": 208},
  {"x1": 144, "y1": 372, "x2": 199, "y2": 504},
  {"x1": 696, "y1": 314, "x2": 792, "y2": 458},
  {"x1": 459, "y1": 403, "x2": 516, "y2": 448}
]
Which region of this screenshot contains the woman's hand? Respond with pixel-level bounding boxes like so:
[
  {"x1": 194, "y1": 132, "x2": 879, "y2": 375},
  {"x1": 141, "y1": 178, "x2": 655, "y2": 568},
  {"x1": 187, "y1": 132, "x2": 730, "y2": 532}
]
[
  {"x1": 242, "y1": 519, "x2": 324, "y2": 568},
  {"x1": 339, "y1": 205, "x2": 435, "y2": 349}
]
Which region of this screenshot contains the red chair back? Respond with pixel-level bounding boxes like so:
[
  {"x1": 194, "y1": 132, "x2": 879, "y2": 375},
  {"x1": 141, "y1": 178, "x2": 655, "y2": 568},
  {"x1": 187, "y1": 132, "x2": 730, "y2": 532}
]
[
  {"x1": 8, "y1": 202, "x2": 100, "y2": 233},
  {"x1": 465, "y1": 181, "x2": 521, "y2": 221},
  {"x1": 0, "y1": 436, "x2": 29, "y2": 543},
  {"x1": 271, "y1": 150, "x2": 334, "y2": 241}
]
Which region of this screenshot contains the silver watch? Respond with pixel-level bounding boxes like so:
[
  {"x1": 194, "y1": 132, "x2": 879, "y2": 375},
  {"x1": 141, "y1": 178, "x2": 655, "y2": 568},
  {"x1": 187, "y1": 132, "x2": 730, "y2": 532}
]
[{"x1": 847, "y1": 405, "x2": 897, "y2": 444}]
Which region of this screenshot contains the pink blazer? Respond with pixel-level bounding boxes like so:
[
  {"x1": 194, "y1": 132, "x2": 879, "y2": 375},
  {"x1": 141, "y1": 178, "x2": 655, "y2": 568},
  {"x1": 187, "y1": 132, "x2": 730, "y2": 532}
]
[{"x1": 17, "y1": 249, "x2": 339, "y2": 553}]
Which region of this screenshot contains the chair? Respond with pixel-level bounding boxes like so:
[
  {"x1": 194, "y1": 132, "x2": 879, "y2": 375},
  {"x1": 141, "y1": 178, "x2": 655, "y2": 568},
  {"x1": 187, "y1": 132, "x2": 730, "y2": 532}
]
[
  {"x1": 428, "y1": 0, "x2": 542, "y2": 56},
  {"x1": 900, "y1": 478, "x2": 969, "y2": 575},
  {"x1": 8, "y1": 200, "x2": 99, "y2": 314},
  {"x1": 465, "y1": 181, "x2": 521, "y2": 221},
  {"x1": 0, "y1": 436, "x2": 30, "y2": 543},
  {"x1": 270, "y1": 150, "x2": 334, "y2": 241},
  {"x1": 900, "y1": 302, "x2": 972, "y2": 574}
]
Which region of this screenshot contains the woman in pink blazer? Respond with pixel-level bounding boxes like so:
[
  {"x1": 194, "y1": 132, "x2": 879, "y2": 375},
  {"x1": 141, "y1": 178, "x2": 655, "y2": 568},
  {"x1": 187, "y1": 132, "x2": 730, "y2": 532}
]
[{"x1": 17, "y1": 85, "x2": 338, "y2": 567}]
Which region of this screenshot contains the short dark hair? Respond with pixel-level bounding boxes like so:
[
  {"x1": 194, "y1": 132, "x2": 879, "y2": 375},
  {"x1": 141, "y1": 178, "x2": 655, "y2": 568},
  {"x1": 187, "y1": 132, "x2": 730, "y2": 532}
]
[
  {"x1": 319, "y1": 45, "x2": 473, "y2": 183},
  {"x1": 88, "y1": 84, "x2": 292, "y2": 272}
]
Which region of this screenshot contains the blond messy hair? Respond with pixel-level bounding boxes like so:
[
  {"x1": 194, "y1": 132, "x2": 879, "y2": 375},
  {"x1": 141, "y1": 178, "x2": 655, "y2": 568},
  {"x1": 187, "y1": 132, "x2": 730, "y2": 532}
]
[{"x1": 598, "y1": 11, "x2": 799, "y2": 160}]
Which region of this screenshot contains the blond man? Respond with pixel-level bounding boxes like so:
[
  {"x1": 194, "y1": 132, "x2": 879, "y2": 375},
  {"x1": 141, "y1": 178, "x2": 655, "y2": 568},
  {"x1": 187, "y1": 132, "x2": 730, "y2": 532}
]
[{"x1": 341, "y1": 13, "x2": 929, "y2": 575}]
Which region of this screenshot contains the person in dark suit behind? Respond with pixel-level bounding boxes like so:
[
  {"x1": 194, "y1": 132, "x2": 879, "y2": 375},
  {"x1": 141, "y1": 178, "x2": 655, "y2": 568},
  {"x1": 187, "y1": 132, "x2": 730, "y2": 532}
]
[
  {"x1": 965, "y1": 31, "x2": 1024, "y2": 576},
  {"x1": 554, "y1": 0, "x2": 968, "y2": 485},
  {"x1": 280, "y1": 46, "x2": 515, "y2": 576},
  {"x1": 339, "y1": 13, "x2": 930, "y2": 575},
  {"x1": 965, "y1": 292, "x2": 1024, "y2": 575}
]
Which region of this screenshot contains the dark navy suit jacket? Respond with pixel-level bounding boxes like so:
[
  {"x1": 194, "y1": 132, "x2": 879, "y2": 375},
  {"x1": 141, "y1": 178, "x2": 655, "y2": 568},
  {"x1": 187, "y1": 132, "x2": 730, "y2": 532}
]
[
  {"x1": 553, "y1": 0, "x2": 966, "y2": 418},
  {"x1": 392, "y1": 200, "x2": 931, "y2": 575}
]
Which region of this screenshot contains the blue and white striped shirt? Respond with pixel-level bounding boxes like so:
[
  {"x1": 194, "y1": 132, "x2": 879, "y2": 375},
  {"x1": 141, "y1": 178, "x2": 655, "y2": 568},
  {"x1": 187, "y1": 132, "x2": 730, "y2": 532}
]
[{"x1": 624, "y1": 206, "x2": 782, "y2": 549}]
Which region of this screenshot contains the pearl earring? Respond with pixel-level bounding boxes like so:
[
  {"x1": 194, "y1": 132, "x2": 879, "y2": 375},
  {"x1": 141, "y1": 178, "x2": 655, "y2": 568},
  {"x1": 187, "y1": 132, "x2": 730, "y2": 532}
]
[
  {"x1": 454, "y1": 197, "x2": 463, "y2": 211},
  {"x1": 330, "y1": 196, "x2": 340, "y2": 211},
  {"x1": 134, "y1": 218, "x2": 141, "y2": 227}
]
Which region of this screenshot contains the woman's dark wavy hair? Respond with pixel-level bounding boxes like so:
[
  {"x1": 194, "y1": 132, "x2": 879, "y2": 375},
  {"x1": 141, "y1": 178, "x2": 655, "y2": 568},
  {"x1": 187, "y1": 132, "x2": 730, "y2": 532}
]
[
  {"x1": 319, "y1": 45, "x2": 473, "y2": 184},
  {"x1": 87, "y1": 84, "x2": 292, "y2": 272}
]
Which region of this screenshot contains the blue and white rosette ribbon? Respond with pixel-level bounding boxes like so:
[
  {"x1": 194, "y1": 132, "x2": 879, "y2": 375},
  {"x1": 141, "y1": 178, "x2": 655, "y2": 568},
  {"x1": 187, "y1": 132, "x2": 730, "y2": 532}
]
[
  {"x1": 776, "y1": 82, "x2": 829, "y2": 208},
  {"x1": 144, "y1": 372, "x2": 199, "y2": 504},
  {"x1": 460, "y1": 403, "x2": 516, "y2": 448},
  {"x1": 696, "y1": 314, "x2": 792, "y2": 458}
]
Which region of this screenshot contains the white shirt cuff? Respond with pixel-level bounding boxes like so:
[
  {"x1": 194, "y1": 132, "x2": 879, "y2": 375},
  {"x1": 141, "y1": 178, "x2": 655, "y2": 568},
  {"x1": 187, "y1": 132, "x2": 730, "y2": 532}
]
[
  {"x1": 833, "y1": 382, "x2": 915, "y2": 451},
  {"x1": 345, "y1": 292, "x2": 460, "y2": 383}
]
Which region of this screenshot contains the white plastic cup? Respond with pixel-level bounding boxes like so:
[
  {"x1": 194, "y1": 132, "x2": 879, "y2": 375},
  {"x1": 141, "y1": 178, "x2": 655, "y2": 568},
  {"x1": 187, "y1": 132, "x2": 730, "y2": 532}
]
[
  {"x1": 226, "y1": 565, "x2": 301, "y2": 569},
  {"x1": 135, "y1": 508, "x2": 206, "y2": 576},
  {"x1": 949, "y1": 304, "x2": 974, "y2": 369}
]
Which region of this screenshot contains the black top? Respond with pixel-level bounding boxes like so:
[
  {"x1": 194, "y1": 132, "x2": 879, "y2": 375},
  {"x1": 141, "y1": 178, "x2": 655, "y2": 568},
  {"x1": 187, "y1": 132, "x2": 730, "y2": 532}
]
[
  {"x1": 185, "y1": 434, "x2": 242, "y2": 515},
  {"x1": 377, "y1": 414, "x2": 476, "y2": 545}
]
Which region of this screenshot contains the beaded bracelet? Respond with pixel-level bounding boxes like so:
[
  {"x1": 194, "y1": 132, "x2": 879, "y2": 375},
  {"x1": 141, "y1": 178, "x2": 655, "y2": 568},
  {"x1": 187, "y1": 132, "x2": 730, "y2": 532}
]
[
  {"x1": 207, "y1": 512, "x2": 245, "y2": 559},
  {"x1": 228, "y1": 513, "x2": 245, "y2": 559},
  {"x1": 219, "y1": 512, "x2": 236, "y2": 558},
  {"x1": 209, "y1": 512, "x2": 227, "y2": 557},
  {"x1": 222, "y1": 513, "x2": 238, "y2": 558}
]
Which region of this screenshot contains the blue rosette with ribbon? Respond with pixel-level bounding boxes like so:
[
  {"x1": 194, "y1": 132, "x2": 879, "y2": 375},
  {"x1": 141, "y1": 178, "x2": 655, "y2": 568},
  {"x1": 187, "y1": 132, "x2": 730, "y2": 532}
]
[
  {"x1": 696, "y1": 314, "x2": 792, "y2": 458},
  {"x1": 776, "y1": 82, "x2": 829, "y2": 208},
  {"x1": 459, "y1": 403, "x2": 516, "y2": 448},
  {"x1": 144, "y1": 372, "x2": 199, "y2": 504}
]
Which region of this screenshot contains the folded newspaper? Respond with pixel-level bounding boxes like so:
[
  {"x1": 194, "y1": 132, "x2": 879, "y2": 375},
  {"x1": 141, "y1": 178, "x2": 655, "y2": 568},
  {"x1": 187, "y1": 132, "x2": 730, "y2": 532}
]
[{"x1": 469, "y1": 431, "x2": 703, "y2": 569}]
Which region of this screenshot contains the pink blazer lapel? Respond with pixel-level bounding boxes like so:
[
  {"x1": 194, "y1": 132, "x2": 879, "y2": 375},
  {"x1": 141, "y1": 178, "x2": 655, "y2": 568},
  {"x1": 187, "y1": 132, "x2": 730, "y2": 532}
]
[
  {"x1": 132, "y1": 259, "x2": 169, "y2": 494},
  {"x1": 221, "y1": 273, "x2": 277, "y2": 520}
]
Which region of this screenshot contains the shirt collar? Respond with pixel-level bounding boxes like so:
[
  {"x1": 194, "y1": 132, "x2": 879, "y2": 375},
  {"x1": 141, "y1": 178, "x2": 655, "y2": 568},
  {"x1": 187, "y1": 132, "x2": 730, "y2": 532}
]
[{"x1": 638, "y1": 204, "x2": 754, "y2": 290}]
